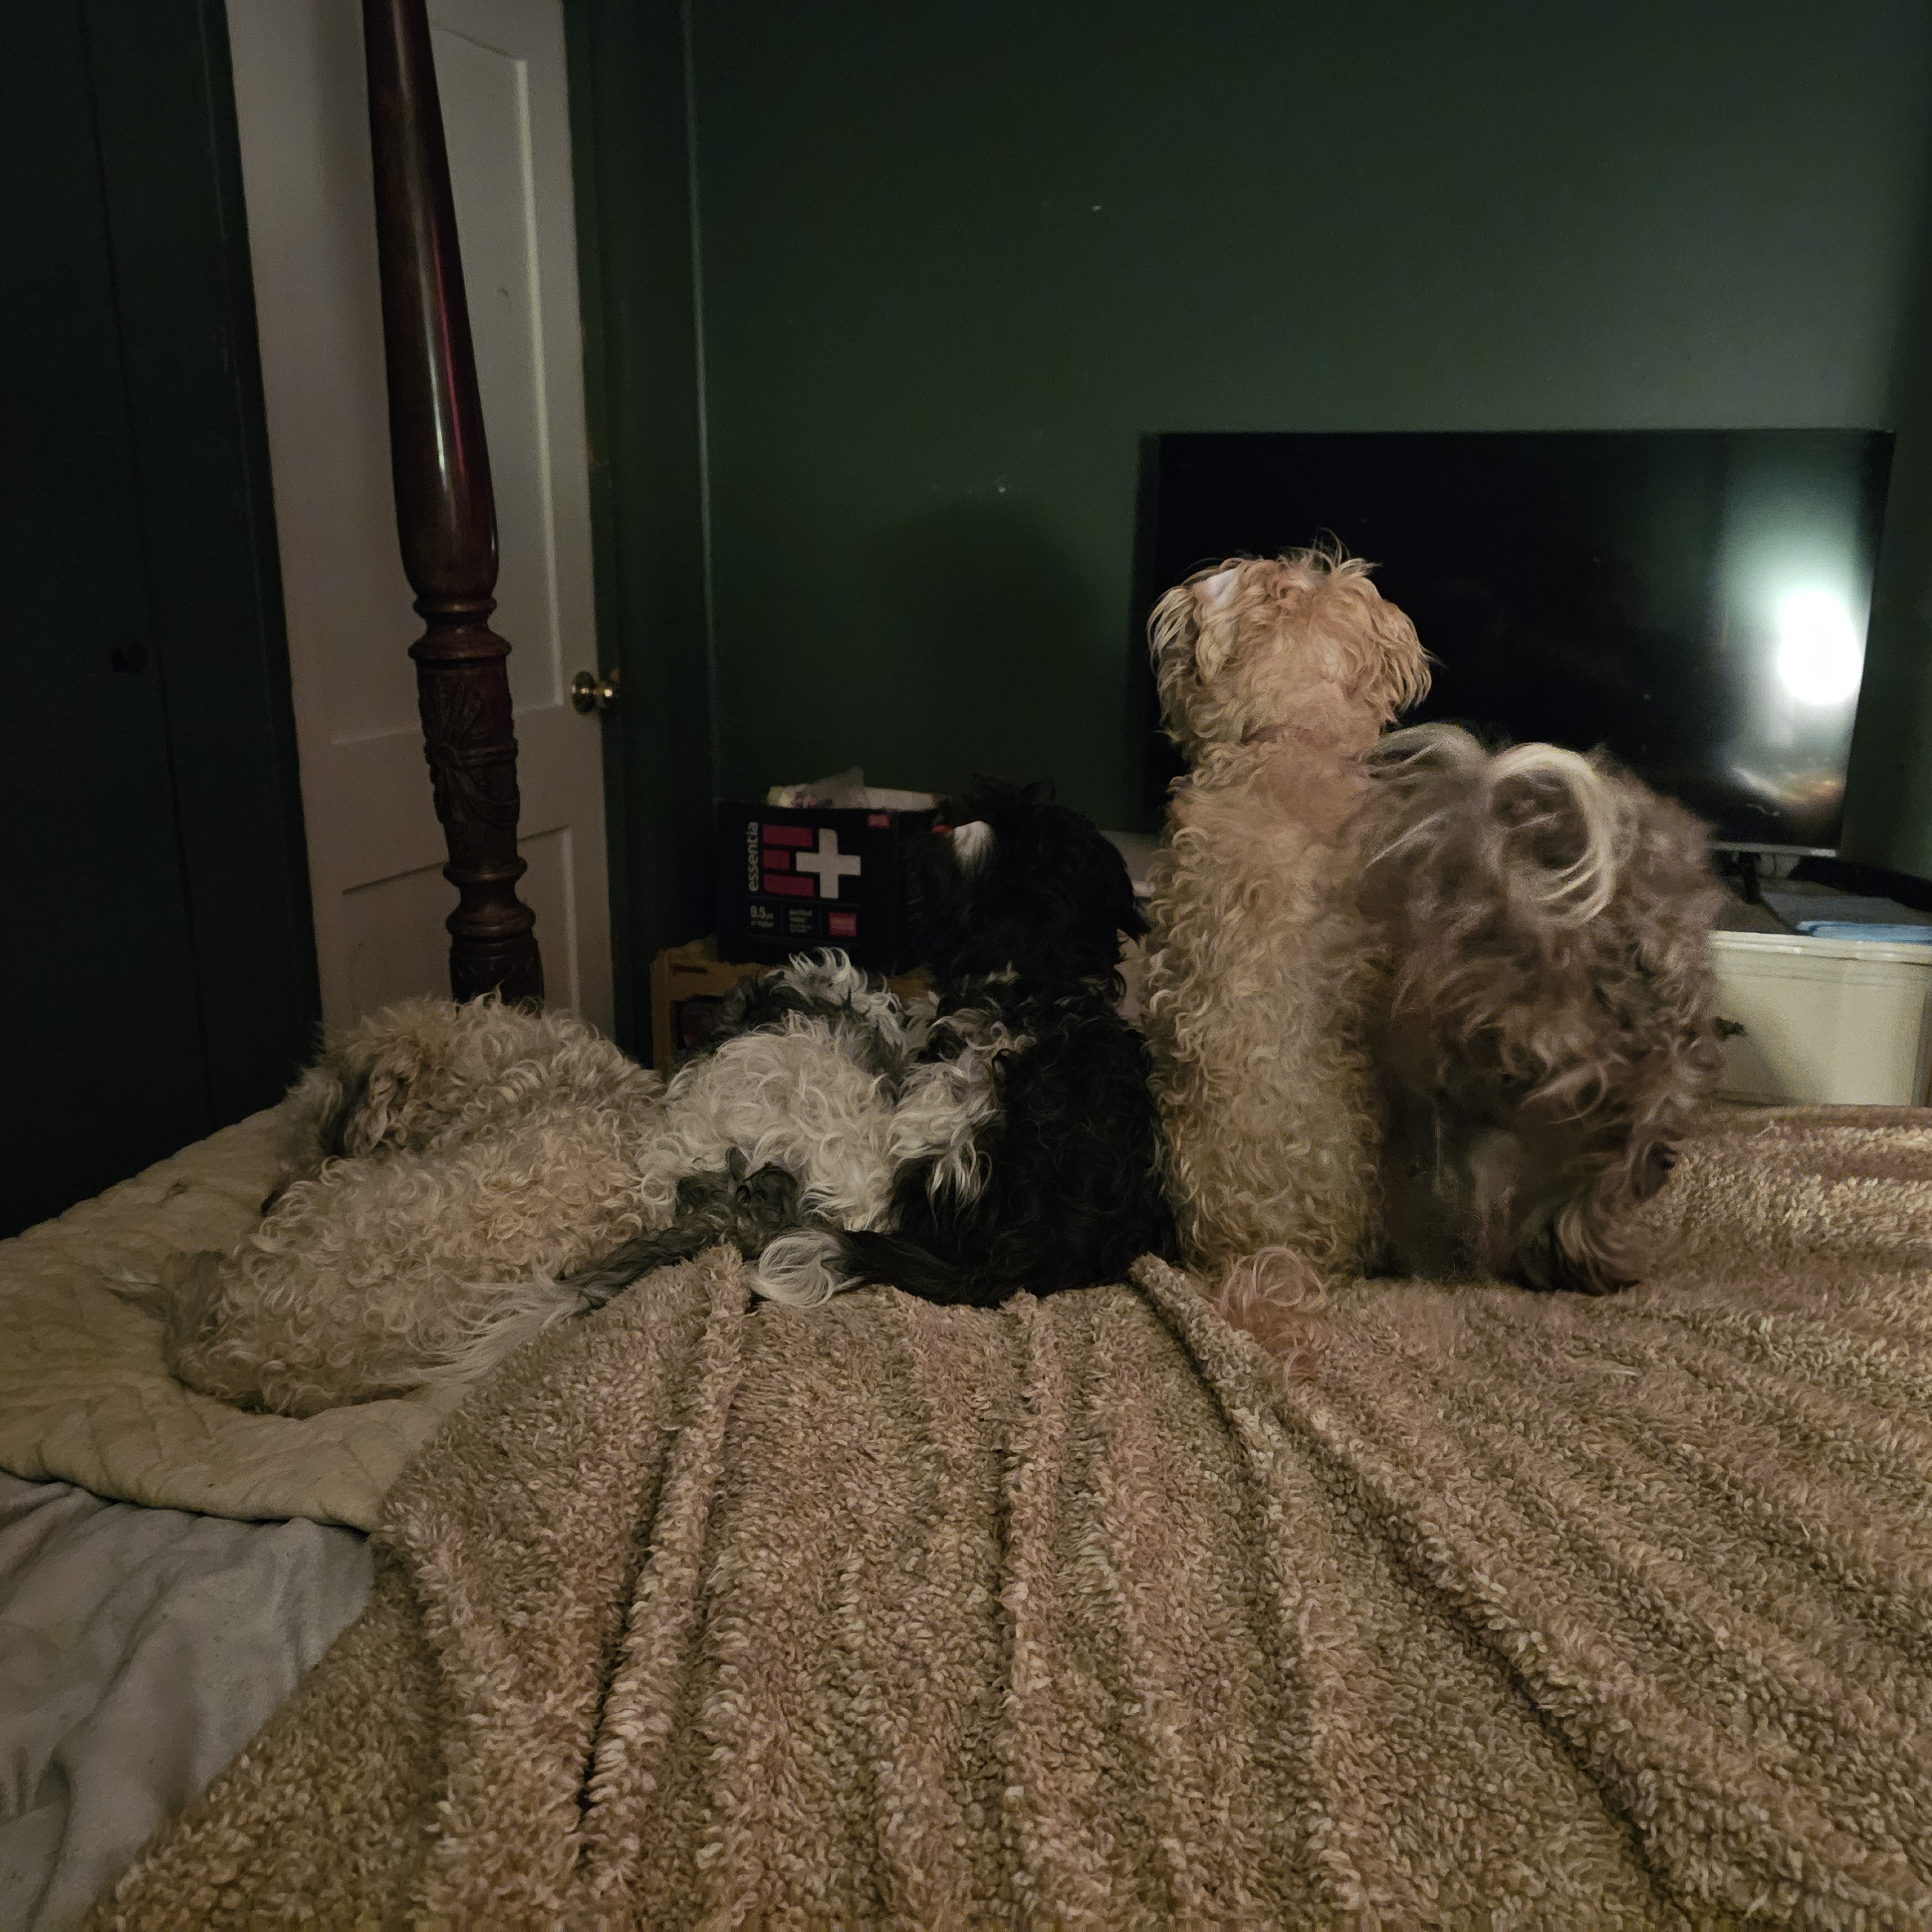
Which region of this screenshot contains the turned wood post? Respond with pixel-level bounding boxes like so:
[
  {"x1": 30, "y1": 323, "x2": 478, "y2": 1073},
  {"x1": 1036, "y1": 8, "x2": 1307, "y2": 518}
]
[{"x1": 362, "y1": 0, "x2": 542, "y2": 1004}]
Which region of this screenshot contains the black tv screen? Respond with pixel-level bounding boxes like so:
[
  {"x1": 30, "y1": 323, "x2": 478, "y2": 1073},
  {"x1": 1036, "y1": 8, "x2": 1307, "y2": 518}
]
[{"x1": 1140, "y1": 429, "x2": 1894, "y2": 850}]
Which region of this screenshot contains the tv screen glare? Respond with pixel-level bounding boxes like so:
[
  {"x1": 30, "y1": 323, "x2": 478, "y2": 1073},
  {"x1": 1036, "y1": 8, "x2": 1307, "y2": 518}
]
[{"x1": 1140, "y1": 429, "x2": 1894, "y2": 850}]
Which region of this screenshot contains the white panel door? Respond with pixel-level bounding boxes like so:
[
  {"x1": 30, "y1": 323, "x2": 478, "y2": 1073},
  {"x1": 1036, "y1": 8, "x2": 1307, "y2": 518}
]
[{"x1": 225, "y1": 0, "x2": 612, "y2": 1031}]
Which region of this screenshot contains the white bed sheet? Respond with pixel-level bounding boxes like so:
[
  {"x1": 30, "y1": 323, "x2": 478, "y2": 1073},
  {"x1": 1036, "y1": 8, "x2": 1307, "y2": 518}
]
[{"x1": 0, "y1": 1475, "x2": 371, "y2": 1932}]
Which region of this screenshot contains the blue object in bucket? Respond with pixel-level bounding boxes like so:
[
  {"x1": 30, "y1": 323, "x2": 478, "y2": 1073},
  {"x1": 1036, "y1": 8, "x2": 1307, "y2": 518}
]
[{"x1": 1794, "y1": 921, "x2": 1932, "y2": 945}]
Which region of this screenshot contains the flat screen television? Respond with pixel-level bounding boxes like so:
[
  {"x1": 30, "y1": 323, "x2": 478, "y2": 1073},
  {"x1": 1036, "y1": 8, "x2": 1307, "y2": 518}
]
[{"x1": 1138, "y1": 429, "x2": 1894, "y2": 851}]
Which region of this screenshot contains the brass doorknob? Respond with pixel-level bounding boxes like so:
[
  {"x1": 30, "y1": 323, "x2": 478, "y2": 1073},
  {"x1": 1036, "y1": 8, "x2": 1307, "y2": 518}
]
[{"x1": 570, "y1": 667, "x2": 620, "y2": 714}]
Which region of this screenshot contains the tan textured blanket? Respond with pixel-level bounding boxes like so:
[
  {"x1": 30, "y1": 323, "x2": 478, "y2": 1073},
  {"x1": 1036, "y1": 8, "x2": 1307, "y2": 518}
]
[{"x1": 90, "y1": 1108, "x2": 1932, "y2": 1928}]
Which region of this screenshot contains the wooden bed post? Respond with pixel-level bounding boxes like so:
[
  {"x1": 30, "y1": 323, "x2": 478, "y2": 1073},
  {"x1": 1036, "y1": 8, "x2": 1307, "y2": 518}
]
[{"x1": 361, "y1": 0, "x2": 543, "y2": 1005}]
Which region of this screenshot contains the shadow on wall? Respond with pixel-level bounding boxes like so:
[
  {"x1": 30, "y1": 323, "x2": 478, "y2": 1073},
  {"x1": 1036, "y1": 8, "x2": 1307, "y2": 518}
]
[
  {"x1": 1847, "y1": 63, "x2": 1932, "y2": 880},
  {"x1": 876, "y1": 495, "x2": 1114, "y2": 808}
]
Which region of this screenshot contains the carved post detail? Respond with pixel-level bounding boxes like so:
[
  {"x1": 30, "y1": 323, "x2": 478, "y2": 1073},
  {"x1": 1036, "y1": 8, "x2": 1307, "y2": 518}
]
[{"x1": 362, "y1": 0, "x2": 542, "y2": 1004}]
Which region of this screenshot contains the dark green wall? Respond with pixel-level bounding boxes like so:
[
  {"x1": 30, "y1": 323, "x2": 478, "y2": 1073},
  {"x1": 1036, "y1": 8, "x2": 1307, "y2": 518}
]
[
  {"x1": 679, "y1": 0, "x2": 1932, "y2": 850},
  {"x1": 1, "y1": 0, "x2": 317, "y2": 1232}
]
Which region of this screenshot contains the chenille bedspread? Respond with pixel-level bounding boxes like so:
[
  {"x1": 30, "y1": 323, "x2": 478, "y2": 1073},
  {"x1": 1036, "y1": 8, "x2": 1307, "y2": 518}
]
[{"x1": 89, "y1": 1108, "x2": 1932, "y2": 1929}]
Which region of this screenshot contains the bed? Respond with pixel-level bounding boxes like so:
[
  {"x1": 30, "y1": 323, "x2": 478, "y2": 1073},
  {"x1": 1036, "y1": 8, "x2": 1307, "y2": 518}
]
[
  {"x1": 0, "y1": 1106, "x2": 451, "y2": 1931},
  {"x1": 6, "y1": 1100, "x2": 1932, "y2": 1927},
  {"x1": 4, "y1": 3, "x2": 1932, "y2": 1927}
]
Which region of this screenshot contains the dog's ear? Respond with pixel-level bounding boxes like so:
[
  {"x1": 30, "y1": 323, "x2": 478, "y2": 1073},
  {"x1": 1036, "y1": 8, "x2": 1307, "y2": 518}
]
[
  {"x1": 1359, "y1": 596, "x2": 1432, "y2": 723},
  {"x1": 1149, "y1": 566, "x2": 1240, "y2": 692},
  {"x1": 313, "y1": 1066, "x2": 363, "y2": 1151},
  {"x1": 1148, "y1": 580, "x2": 1203, "y2": 681},
  {"x1": 1186, "y1": 566, "x2": 1242, "y2": 684},
  {"x1": 1631, "y1": 1139, "x2": 1677, "y2": 1200},
  {"x1": 338, "y1": 1036, "x2": 428, "y2": 1156}
]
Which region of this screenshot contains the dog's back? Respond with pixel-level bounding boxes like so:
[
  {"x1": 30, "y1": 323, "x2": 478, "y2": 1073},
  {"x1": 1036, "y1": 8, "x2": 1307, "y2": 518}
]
[
  {"x1": 1141, "y1": 550, "x2": 1429, "y2": 1278},
  {"x1": 632, "y1": 951, "x2": 927, "y2": 1237},
  {"x1": 1143, "y1": 760, "x2": 1383, "y2": 1275},
  {"x1": 830, "y1": 980, "x2": 1176, "y2": 1305}
]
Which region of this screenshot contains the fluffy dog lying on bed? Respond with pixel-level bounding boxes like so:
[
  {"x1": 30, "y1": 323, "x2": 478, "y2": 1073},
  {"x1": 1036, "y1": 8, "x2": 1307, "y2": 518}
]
[
  {"x1": 150, "y1": 996, "x2": 663, "y2": 1415},
  {"x1": 1143, "y1": 549, "x2": 1725, "y2": 1324},
  {"x1": 151, "y1": 788, "x2": 1168, "y2": 1413},
  {"x1": 570, "y1": 783, "x2": 1173, "y2": 1310},
  {"x1": 746, "y1": 783, "x2": 1175, "y2": 1308},
  {"x1": 147, "y1": 952, "x2": 929, "y2": 1415}
]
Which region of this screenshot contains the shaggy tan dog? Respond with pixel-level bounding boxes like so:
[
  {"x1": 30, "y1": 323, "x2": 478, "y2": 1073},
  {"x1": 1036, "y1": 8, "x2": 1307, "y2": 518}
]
[
  {"x1": 1142, "y1": 549, "x2": 1725, "y2": 1334},
  {"x1": 153, "y1": 996, "x2": 661, "y2": 1417},
  {"x1": 1142, "y1": 551, "x2": 1430, "y2": 1319}
]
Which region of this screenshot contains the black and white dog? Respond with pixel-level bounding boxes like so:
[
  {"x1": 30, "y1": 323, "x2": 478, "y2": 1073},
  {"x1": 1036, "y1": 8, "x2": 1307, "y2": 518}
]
[
  {"x1": 570, "y1": 784, "x2": 1175, "y2": 1311},
  {"x1": 754, "y1": 783, "x2": 1177, "y2": 1307}
]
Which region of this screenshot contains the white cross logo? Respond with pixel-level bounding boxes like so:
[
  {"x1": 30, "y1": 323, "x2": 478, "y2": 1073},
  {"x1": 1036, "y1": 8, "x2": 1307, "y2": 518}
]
[{"x1": 792, "y1": 827, "x2": 863, "y2": 899}]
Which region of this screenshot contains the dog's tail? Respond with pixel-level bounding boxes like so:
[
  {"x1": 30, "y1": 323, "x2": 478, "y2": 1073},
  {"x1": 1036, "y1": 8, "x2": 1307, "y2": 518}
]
[
  {"x1": 752, "y1": 1226, "x2": 1021, "y2": 1309},
  {"x1": 1367, "y1": 724, "x2": 1632, "y2": 927},
  {"x1": 415, "y1": 1273, "x2": 602, "y2": 1390},
  {"x1": 1485, "y1": 741, "x2": 1627, "y2": 923},
  {"x1": 420, "y1": 1217, "x2": 745, "y2": 1387},
  {"x1": 557, "y1": 1223, "x2": 721, "y2": 1309}
]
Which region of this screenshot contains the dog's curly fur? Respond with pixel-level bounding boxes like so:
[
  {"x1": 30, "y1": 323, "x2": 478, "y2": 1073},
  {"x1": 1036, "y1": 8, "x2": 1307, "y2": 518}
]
[
  {"x1": 632, "y1": 952, "x2": 932, "y2": 1239},
  {"x1": 1142, "y1": 551, "x2": 1430, "y2": 1295},
  {"x1": 755, "y1": 783, "x2": 1177, "y2": 1308},
  {"x1": 559, "y1": 959, "x2": 935, "y2": 1304},
  {"x1": 1350, "y1": 723, "x2": 1726, "y2": 1293},
  {"x1": 152, "y1": 998, "x2": 662, "y2": 1416},
  {"x1": 1142, "y1": 548, "x2": 1727, "y2": 1336}
]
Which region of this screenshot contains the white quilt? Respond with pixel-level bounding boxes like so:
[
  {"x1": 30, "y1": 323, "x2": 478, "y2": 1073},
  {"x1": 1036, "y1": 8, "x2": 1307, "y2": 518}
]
[{"x1": 0, "y1": 1107, "x2": 463, "y2": 1530}]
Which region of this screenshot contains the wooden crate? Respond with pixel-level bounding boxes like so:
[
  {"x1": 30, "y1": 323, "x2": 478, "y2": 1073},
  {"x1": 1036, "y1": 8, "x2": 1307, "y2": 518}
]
[{"x1": 650, "y1": 938, "x2": 930, "y2": 1073}]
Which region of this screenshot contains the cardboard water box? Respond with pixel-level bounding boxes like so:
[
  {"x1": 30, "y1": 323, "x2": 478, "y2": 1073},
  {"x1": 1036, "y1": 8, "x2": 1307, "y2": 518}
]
[{"x1": 716, "y1": 799, "x2": 940, "y2": 972}]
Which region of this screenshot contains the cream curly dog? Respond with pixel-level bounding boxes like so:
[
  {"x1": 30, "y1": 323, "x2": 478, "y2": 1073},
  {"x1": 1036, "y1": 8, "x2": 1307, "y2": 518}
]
[
  {"x1": 147, "y1": 948, "x2": 959, "y2": 1415},
  {"x1": 151, "y1": 996, "x2": 664, "y2": 1416},
  {"x1": 1142, "y1": 548, "x2": 1725, "y2": 1342}
]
